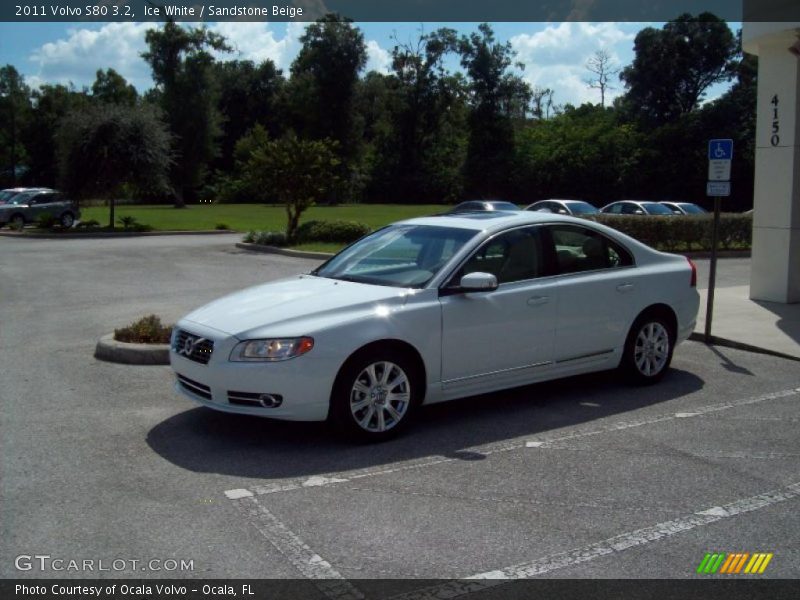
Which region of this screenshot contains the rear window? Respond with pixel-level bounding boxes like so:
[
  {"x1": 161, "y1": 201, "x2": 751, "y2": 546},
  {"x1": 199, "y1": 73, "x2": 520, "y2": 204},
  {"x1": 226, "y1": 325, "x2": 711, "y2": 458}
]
[{"x1": 549, "y1": 225, "x2": 634, "y2": 274}]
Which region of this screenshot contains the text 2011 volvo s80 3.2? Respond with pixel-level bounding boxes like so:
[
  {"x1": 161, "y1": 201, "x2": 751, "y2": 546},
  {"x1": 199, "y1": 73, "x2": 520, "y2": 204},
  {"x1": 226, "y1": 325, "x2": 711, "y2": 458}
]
[{"x1": 170, "y1": 211, "x2": 699, "y2": 440}]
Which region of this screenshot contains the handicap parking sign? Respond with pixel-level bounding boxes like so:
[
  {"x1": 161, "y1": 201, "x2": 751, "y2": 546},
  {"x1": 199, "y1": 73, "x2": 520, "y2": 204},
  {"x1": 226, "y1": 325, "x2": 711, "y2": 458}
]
[{"x1": 708, "y1": 139, "x2": 733, "y2": 161}]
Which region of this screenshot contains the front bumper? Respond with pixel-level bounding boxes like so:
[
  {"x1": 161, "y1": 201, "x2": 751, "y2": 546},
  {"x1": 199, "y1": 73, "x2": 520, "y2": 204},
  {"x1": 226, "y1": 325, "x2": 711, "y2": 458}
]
[{"x1": 169, "y1": 322, "x2": 337, "y2": 422}]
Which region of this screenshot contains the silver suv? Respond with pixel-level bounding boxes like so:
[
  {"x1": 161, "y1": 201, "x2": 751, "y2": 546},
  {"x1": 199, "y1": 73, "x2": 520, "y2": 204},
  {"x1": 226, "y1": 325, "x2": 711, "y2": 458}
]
[{"x1": 0, "y1": 190, "x2": 80, "y2": 229}]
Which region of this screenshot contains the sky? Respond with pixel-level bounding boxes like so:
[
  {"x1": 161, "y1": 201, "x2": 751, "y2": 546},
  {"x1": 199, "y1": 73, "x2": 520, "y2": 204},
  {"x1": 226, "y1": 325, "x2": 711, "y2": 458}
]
[{"x1": 0, "y1": 20, "x2": 738, "y2": 107}]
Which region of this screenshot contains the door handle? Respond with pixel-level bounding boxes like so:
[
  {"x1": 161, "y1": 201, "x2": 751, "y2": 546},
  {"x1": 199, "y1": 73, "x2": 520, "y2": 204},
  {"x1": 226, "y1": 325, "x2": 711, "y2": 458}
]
[
  {"x1": 527, "y1": 295, "x2": 550, "y2": 306},
  {"x1": 616, "y1": 283, "x2": 635, "y2": 293}
]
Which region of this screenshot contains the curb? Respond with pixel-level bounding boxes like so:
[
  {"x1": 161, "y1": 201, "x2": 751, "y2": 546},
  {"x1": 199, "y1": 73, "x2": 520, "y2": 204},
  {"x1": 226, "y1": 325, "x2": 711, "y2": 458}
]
[
  {"x1": 235, "y1": 242, "x2": 333, "y2": 260},
  {"x1": 689, "y1": 332, "x2": 800, "y2": 362},
  {"x1": 94, "y1": 334, "x2": 170, "y2": 365},
  {"x1": 0, "y1": 230, "x2": 237, "y2": 239}
]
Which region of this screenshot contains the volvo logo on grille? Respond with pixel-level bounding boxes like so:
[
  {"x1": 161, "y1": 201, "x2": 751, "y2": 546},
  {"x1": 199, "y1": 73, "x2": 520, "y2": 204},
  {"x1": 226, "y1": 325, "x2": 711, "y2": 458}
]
[{"x1": 178, "y1": 334, "x2": 206, "y2": 357}]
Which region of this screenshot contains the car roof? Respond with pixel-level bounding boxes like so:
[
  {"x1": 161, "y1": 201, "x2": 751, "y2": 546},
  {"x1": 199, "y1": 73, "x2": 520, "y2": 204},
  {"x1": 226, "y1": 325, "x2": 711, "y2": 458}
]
[{"x1": 399, "y1": 210, "x2": 586, "y2": 233}]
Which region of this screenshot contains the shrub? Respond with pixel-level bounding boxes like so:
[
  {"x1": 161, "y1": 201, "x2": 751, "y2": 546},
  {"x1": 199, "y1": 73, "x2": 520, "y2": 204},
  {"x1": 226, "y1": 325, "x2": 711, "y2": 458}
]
[
  {"x1": 585, "y1": 214, "x2": 751, "y2": 252},
  {"x1": 295, "y1": 220, "x2": 371, "y2": 244},
  {"x1": 76, "y1": 219, "x2": 101, "y2": 229},
  {"x1": 37, "y1": 212, "x2": 58, "y2": 230},
  {"x1": 251, "y1": 231, "x2": 288, "y2": 247},
  {"x1": 243, "y1": 230, "x2": 256, "y2": 243},
  {"x1": 118, "y1": 215, "x2": 138, "y2": 230},
  {"x1": 215, "y1": 222, "x2": 230, "y2": 230},
  {"x1": 114, "y1": 315, "x2": 172, "y2": 344},
  {"x1": 117, "y1": 215, "x2": 153, "y2": 232}
]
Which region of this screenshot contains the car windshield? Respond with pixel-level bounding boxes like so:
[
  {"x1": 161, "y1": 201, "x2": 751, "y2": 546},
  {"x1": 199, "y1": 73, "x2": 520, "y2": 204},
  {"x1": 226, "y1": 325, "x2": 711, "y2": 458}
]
[
  {"x1": 312, "y1": 224, "x2": 478, "y2": 288},
  {"x1": 641, "y1": 202, "x2": 674, "y2": 215},
  {"x1": 567, "y1": 201, "x2": 599, "y2": 214},
  {"x1": 680, "y1": 203, "x2": 706, "y2": 214},
  {"x1": 489, "y1": 202, "x2": 519, "y2": 211}
]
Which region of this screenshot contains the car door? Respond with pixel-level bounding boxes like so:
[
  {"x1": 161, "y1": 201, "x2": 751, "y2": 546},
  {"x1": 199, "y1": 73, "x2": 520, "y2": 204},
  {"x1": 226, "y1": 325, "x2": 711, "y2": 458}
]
[
  {"x1": 438, "y1": 226, "x2": 558, "y2": 397},
  {"x1": 26, "y1": 194, "x2": 47, "y2": 221},
  {"x1": 544, "y1": 224, "x2": 639, "y2": 367}
]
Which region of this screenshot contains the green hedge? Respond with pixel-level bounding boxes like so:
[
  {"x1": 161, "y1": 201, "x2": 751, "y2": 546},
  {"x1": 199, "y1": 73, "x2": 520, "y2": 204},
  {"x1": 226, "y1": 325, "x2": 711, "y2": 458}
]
[
  {"x1": 586, "y1": 214, "x2": 752, "y2": 252},
  {"x1": 295, "y1": 220, "x2": 371, "y2": 244}
]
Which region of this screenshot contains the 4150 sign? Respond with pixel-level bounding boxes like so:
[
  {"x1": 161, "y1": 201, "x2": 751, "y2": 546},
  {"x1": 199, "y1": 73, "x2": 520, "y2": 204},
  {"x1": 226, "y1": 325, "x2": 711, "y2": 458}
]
[{"x1": 770, "y1": 94, "x2": 780, "y2": 147}]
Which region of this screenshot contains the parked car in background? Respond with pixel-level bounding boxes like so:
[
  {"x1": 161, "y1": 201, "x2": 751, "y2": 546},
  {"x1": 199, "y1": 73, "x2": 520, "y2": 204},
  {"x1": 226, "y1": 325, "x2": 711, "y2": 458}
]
[
  {"x1": 659, "y1": 202, "x2": 708, "y2": 215},
  {"x1": 526, "y1": 199, "x2": 599, "y2": 216},
  {"x1": 0, "y1": 190, "x2": 80, "y2": 228},
  {"x1": 448, "y1": 200, "x2": 519, "y2": 213},
  {"x1": 170, "y1": 211, "x2": 699, "y2": 441},
  {"x1": 601, "y1": 200, "x2": 676, "y2": 216},
  {"x1": 0, "y1": 187, "x2": 53, "y2": 204}
]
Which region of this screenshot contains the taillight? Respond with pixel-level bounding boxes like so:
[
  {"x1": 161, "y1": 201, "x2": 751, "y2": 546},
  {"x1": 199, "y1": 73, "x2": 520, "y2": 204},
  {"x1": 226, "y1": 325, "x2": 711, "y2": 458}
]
[{"x1": 687, "y1": 257, "x2": 697, "y2": 287}]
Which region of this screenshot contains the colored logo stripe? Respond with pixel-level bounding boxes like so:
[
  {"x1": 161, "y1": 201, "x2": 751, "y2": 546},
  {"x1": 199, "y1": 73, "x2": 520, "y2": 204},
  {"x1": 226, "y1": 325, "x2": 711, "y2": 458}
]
[{"x1": 697, "y1": 552, "x2": 773, "y2": 574}]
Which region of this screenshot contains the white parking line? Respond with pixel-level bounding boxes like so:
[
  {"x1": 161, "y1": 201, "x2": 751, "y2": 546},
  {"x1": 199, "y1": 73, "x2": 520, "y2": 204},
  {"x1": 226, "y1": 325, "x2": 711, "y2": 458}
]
[
  {"x1": 238, "y1": 386, "x2": 800, "y2": 496},
  {"x1": 387, "y1": 482, "x2": 800, "y2": 599},
  {"x1": 228, "y1": 493, "x2": 364, "y2": 600},
  {"x1": 222, "y1": 386, "x2": 800, "y2": 591}
]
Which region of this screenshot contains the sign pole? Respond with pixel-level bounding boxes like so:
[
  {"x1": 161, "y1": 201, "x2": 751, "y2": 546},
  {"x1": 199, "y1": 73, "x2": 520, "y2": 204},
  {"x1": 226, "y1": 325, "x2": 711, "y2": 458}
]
[
  {"x1": 704, "y1": 196, "x2": 721, "y2": 343},
  {"x1": 704, "y1": 138, "x2": 732, "y2": 344}
]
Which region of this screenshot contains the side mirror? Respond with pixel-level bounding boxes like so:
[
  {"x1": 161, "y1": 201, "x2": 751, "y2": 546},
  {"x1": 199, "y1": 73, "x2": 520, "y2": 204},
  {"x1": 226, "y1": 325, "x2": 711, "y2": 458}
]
[
  {"x1": 558, "y1": 209, "x2": 568, "y2": 214},
  {"x1": 634, "y1": 209, "x2": 645, "y2": 215},
  {"x1": 460, "y1": 272, "x2": 498, "y2": 292}
]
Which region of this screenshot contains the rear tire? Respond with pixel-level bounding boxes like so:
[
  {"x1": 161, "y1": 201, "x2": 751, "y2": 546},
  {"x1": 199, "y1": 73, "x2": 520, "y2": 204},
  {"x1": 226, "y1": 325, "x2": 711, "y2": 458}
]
[
  {"x1": 620, "y1": 312, "x2": 675, "y2": 385},
  {"x1": 330, "y1": 349, "x2": 421, "y2": 442},
  {"x1": 60, "y1": 212, "x2": 75, "y2": 228}
]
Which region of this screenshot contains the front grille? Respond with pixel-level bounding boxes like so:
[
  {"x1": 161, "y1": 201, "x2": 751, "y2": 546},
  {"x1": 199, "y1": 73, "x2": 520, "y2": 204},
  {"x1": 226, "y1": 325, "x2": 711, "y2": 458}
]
[
  {"x1": 177, "y1": 374, "x2": 212, "y2": 400},
  {"x1": 228, "y1": 390, "x2": 283, "y2": 408},
  {"x1": 173, "y1": 329, "x2": 214, "y2": 365}
]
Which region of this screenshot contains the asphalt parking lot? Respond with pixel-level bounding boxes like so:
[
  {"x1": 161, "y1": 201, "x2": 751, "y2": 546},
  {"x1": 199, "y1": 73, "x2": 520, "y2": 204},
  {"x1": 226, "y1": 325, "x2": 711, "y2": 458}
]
[{"x1": 1, "y1": 235, "x2": 798, "y2": 591}]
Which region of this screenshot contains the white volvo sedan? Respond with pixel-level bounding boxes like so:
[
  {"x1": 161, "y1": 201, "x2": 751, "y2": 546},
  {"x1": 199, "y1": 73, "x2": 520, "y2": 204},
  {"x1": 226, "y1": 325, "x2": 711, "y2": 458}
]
[{"x1": 170, "y1": 211, "x2": 699, "y2": 440}]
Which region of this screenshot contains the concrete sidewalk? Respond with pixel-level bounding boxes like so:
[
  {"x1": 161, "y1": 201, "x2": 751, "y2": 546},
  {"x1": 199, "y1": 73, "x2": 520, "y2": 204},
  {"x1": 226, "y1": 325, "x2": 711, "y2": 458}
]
[{"x1": 695, "y1": 284, "x2": 800, "y2": 360}]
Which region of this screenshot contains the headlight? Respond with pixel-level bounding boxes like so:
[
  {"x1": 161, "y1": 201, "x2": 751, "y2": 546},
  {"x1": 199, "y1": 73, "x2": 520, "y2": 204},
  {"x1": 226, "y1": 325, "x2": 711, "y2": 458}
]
[{"x1": 230, "y1": 337, "x2": 314, "y2": 362}]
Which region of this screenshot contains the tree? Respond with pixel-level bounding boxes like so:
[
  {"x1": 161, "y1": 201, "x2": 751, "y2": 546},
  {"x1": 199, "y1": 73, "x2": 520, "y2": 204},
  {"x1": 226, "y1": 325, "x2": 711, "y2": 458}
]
[
  {"x1": 212, "y1": 59, "x2": 285, "y2": 172},
  {"x1": 515, "y1": 104, "x2": 643, "y2": 204},
  {"x1": 620, "y1": 13, "x2": 737, "y2": 125},
  {"x1": 584, "y1": 49, "x2": 619, "y2": 107},
  {"x1": 23, "y1": 83, "x2": 89, "y2": 187},
  {"x1": 91, "y1": 69, "x2": 137, "y2": 106},
  {"x1": 56, "y1": 103, "x2": 172, "y2": 228},
  {"x1": 531, "y1": 86, "x2": 558, "y2": 119},
  {"x1": 458, "y1": 23, "x2": 531, "y2": 197},
  {"x1": 370, "y1": 26, "x2": 468, "y2": 202},
  {"x1": 288, "y1": 15, "x2": 366, "y2": 200},
  {"x1": 142, "y1": 21, "x2": 230, "y2": 207},
  {"x1": 240, "y1": 132, "x2": 340, "y2": 240},
  {"x1": 0, "y1": 65, "x2": 31, "y2": 186}
]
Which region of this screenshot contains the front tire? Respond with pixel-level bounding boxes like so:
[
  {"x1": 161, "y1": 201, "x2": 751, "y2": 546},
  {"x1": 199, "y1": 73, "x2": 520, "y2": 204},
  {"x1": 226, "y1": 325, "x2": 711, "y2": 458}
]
[
  {"x1": 621, "y1": 313, "x2": 674, "y2": 384},
  {"x1": 331, "y1": 350, "x2": 420, "y2": 441}
]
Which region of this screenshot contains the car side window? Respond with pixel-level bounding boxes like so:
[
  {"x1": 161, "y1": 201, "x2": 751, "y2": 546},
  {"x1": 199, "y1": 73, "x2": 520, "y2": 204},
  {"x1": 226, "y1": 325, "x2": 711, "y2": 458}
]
[
  {"x1": 548, "y1": 225, "x2": 634, "y2": 274},
  {"x1": 607, "y1": 203, "x2": 623, "y2": 214},
  {"x1": 450, "y1": 227, "x2": 543, "y2": 286},
  {"x1": 621, "y1": 203, "x2": 639, "y2": 215}
]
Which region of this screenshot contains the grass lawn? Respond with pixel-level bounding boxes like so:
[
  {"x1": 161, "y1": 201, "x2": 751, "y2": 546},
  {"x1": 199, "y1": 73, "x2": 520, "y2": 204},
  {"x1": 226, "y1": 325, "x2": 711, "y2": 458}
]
[{"x1": 81, "y1": 203, "x2": 448, "y2": 234}]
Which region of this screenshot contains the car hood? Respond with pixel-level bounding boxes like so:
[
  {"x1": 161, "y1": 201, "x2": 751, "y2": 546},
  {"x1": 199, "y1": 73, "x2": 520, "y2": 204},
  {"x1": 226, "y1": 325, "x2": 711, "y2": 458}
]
[{"x1": 182, "y1": 275, "x2": 412, "y2": 338}]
